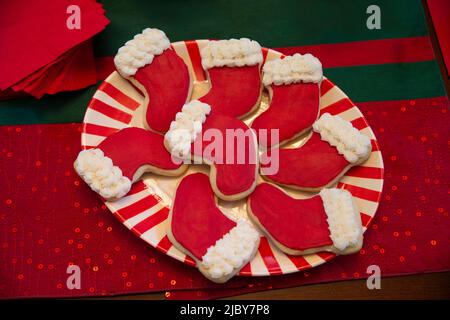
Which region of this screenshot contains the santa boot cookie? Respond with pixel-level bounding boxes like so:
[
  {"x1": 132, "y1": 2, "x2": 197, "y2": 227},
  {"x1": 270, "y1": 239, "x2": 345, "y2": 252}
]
[
  {"x1": 165, "y1": 100, "x2": 258, "y2": 201},
  {"x1": 198, "y1": 38, "x2": 263, "y2": 118},
  {"x1": 261, "y1": 113, "x2": 371, "y2": 191},
  {"x1": 114, "y1": 28, "x2": 192, "y2": 133},
  {"x1": 74, "y1": 127, "x2": 187, "y2": 201},
  {"x1": 168, "y1": 173, "x2": 260, "y2": 283},
  {"x1": 248, "y1": 183, "x2": 363, "y2": 255},
  {"x1": 252, "y1": 53, "x2": 322, "y2": 148}
]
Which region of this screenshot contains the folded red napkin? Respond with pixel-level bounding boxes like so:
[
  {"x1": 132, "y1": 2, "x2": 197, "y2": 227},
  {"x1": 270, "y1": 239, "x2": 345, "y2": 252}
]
[
  {"x1": 0, "y1": 0, "x2": 109, "y2": 98},
  {"x1": 15, "y1": 40, "x2": 97, "y2": 99}
]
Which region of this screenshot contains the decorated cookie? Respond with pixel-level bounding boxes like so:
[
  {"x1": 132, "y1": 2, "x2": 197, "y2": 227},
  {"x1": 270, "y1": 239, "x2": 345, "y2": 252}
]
[
  {"x1": 168, "y1": 173, "x2": 260, "y2": 283},
  {"x1": 261, "y1": 113, "x2": 372, "y2": 191},
  {"x1": 248, "y1": 183, "x2": 363, "y2": 255},
  {"x1": 114, "y1": 28, "x2": 192, "y2": 133},
  {"x1": 251, "y1": 53, "x2": 322, "y2": 148},
  {"x1": 165, "y1": 100, "x2": 259, "y2": 201},
  {"x1": 198, "y1": 38, "x2": 263, "y2": 119},
  {"x1": 74, "y1": 127, "x2": 188, "y2": 201}
]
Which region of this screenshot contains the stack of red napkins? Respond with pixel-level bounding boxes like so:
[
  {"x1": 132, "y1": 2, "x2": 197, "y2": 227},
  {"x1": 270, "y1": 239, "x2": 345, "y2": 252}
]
[{"x1": 0, "y1": 0, "x2": 109, "y2": 99}]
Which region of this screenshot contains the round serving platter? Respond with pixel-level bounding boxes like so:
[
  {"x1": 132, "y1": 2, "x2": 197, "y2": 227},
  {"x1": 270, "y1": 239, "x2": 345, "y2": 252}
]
[{"x1": 81, "y1": 40, "x2": 384, "y2": 276}]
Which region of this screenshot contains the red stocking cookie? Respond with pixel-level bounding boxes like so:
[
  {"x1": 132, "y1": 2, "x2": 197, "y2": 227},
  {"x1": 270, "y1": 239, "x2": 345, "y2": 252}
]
[
  {"x1": 165, "y1": 100, "x2": 258, "y2": 201},
  {"x1": 198, "y1": 38, "x2": 263, "y2": 118},
  {"x1": 74, "y1": 127, "x2": 187, "y2": 201},
  {"x1": 251, "y1": 53, "x2": 322, "y2": 148},
  {"x1": 114, "y1": 28, "x2": 192, "y2": 133},
  {"x1": 248, "y1": 183, "x2": 363, "y2": 255},
  {"x1": 168, "y1": 173, "x2": 260, "y2": 283},
  {"x1": 261, "y1": 113, "x2": 371, "y2": 191}
]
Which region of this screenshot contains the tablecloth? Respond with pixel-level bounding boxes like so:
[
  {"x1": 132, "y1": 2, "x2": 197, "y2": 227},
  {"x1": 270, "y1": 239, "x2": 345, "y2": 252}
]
[{"x1": 0, "y1": 0, "x2": 448, "y2": 299}]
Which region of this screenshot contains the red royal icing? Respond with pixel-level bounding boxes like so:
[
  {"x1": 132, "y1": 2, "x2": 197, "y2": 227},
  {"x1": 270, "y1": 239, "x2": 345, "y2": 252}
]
[
  {"x1": 191, "y1": 114, "x2": 257, "y2": 196},
  {"x1": 199, "y1": 65, "x2": 261, "y2": 118},
  {"x1": 171, "y1": 173, "x2": 236, "y2": 260},
  {"x1": 249, "y1": 183, "x2": 333, "y2": 250},
  {"x1": 134, "y1": 49, "x2": 190, "y2": 133},
  {"x1": 98, "y1": 127, "x2": 182, "y2": 180},
  {"x1": 261, "y1": 133, "x2": 349, "y2": 188},
  {"x1": 251, "y1": 83, "x2": 319, "y2": 147}
]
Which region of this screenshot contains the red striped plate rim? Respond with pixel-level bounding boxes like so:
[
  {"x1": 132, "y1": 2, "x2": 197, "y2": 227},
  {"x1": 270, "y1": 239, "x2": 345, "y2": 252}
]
[{"x1": 81, "y1": 40, "x2": 384, "y2": 276}]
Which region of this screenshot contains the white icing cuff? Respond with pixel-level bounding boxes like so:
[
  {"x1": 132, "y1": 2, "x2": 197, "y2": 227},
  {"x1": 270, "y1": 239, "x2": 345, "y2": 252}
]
[
  {"x1": 320, "y1": 189, "x2": 362, "y2": 252},
  {"x1": 200, "y1": 38, "x2": 263, "y2": 69},
  {"x1": 201, "y1": 219, "x2": 260, "y2": 279},
  {"x1": 263, "y1": 53, "x2": 323, "y2": 86},
  {"x1": 74, "y1": 149, "x2": 131, "y2": 200},
  {"x1": 164, "y1": 100, "x2": 211, "y2": 158},
  {"x1": 313, "y1": 113, "x2": 371, "y2": 163},
  {"x1": 114, "y1": 28, "x2": 171, "y2": 77}
]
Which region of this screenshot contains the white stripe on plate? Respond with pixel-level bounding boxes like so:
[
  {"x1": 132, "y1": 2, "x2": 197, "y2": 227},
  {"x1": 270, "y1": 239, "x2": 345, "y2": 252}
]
[
  {"x1": 320, "y1": 86, "x2": 344, "y2": 108},
  {"x1": 303, "y1": 253, "x2": 326, "y2": 268},
  {"x1": 264, "y1": 49, "x2": 283, "y2": 63},
  {"x1": 361, "y1": 126, "x2": 377, "y2": 137},
  {"x1": 269, "y1": 243, "x2": 298, "y2": 274},
  {"x1": 249, "y1": 245, "x2": 269, "y2": 276},
  {"x1": 195, "y1": 39, "x2": 209, "y2": 52},
  {"x1": 94, "y1": 90, "x2": 134, "y2": 115},
  {"x1": 106, "y1": 188, "x2": 150, "y2": 211},
  {"x1": 335, "y1": 108, "x2": 362, "y2": 121},
  {"x1": 106, "y1": 72, "x2": 144, "y2": 103},
  {"x1": 140, "y1": 219, "x2": 169, "y2": 246},
  {"x1": 124, "y1": 201, "x2": 166, "y2": 229},
  {"x1": 341, "y1": 176, "x2": 383, "y2": 191},
  {"x1": 353, "y1": 197, "x2": 380, "y2": 216},
  {"x1": 173, "y1": 42, "x2": 197, "y2": 82},
  {"x1": 167, "y1": 245, "x2": 187, "y2": 262},
  {"x1": 84, "y1": 109, "x2": 129, "y2": 129},
  {"x1": 364, "y1": 150, "x2": 383, "y2": 168},
  {"x1": 81, "y1": 133, "x2": 106, "y2": 147}
]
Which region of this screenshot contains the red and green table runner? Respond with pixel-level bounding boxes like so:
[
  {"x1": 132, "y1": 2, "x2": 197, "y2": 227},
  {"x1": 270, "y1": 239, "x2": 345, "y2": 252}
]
[{"x1": 0, "y1": 0, "x2": 448, "y2": 299}]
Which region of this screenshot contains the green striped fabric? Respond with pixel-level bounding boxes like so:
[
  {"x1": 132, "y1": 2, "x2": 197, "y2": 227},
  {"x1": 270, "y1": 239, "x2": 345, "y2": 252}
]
[
  {"x1": 326, "y1": 61, "x2": 445, "y2": 102},
  {"x1": 93, "y1": 0, "x2": 429, "y2": 54},
  {"x1": 0, "y1": 0, "x2": 446, "y2": 125}
]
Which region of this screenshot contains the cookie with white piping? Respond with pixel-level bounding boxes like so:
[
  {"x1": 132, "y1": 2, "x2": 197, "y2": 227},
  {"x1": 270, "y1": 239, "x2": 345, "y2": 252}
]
[
  {"x1": 251, "y1": 53, "x2": 322, "y2": 149},
  {"x1": 198, "y1": 38, "x2": 263, "y2": 119},
  {"x1": 114, "y1": 28, "x2": 192, "y2": 133},
  {"x1": 164, "y1": 100, "x2": 259, "y2": 201},
  {"x1": 247, "y1": 183, "x2": 363, "y2": 255},
  {"x1": 261, "y1": 113, "x2": 372, "y2": 191},
  {"x1": 167, "y1": 172, "x2": 260, "y2": 283},
  {"x1": 74, "y1": 127, "x2": 188, "y2": 201}
]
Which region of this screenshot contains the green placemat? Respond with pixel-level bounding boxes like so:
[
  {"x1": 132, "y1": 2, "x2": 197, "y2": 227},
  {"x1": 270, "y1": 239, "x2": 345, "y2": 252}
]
[{"x1": 0, "y1": 0, "x2": 446, "y2": 125}]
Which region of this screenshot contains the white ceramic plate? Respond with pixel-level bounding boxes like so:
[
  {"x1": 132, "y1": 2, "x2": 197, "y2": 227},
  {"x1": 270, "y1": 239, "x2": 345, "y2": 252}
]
[{"x1": 81, "y1": 40, "x2": 384, "y2": 276}]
